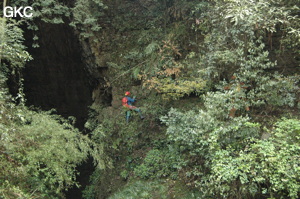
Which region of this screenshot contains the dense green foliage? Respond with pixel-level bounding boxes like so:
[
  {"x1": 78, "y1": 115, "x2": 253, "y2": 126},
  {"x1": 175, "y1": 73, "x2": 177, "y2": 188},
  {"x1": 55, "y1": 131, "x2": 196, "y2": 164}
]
[
  {"x1": 0, "y1": 16, "x2": 103, "y2": 199},
  {"x1": 161, "y1": 110, "x2": 299, "y2": 198},
  {"x1": 88, "y1": 0, "x2": 299, "y2": 198},
  {"x1": 70, "y1": 0, "x2": 106, "y2": 40},
  {"x1": 108, "y1": 180, "x2": 168, "y2": 199},
  {"x1": 0, "y1": 19, "x2": 32, "y2": 68},
  {"x1": 0, "y1": 101, "x2": 96, "y2": 198},
  {"x1": 108, "y1": 180, "x2": 203, "y2": 199},
  {"x1": 1, "y1": 0, "x2": 300, "y2": 198},
  {"x1": 134, "y1": 148, "x2": 186, "y2": 179},
  {"x1": 208, "y1": 119, "x2": 300, "y2": 199}
]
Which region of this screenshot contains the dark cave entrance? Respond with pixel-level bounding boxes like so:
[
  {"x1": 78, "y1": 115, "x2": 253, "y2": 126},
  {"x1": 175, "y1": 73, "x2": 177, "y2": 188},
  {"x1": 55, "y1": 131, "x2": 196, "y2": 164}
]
[
  {"x1": 22, "y1": 22, "x2": 93, "y2": 130},
  {"x1": 20, "y1": 21, "x2": 107, "y2": 199}
]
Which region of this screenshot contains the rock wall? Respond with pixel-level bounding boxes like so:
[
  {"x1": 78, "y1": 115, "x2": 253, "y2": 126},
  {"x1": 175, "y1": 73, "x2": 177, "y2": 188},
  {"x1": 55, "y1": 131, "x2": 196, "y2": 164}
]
[{"x1": 23, "y1": 21, "x2": 96, "y2": 129}]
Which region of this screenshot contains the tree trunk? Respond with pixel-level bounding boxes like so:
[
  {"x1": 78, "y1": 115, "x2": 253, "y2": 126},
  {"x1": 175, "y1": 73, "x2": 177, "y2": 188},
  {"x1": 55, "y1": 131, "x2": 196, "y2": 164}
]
[{"x1": 0, "y1": 0, "x2": 7, "y2": 64}]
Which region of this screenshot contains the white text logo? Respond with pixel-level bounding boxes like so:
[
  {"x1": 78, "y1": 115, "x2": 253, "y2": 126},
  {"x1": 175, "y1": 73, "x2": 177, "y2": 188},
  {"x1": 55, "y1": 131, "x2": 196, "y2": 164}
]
[{"x1": 3, "y1": 6, "x2": 33, "y2": 18}]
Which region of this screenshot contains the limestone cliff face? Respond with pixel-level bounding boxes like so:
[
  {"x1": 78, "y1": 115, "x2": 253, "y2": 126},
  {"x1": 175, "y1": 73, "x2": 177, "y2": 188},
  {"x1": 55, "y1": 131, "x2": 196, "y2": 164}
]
[
  {"x1": 21, "y1": 0, "x2": 299, "y2": 152},
  {"x1": 75, "y1": 0, "x2": 163, "y2": 116},
  {"x1": 21, "y1": 0, "x2": 161, "y2": 129},
  {"x1": 21, "y1": 20, "x2": 106, "y2": 199}
]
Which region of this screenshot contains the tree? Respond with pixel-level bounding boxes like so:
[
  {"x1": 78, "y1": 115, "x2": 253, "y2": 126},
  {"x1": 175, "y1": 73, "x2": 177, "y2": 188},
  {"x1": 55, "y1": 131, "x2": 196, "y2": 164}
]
[{"x1": 0, "y1": 8, "x2": 105, "y2": 198}]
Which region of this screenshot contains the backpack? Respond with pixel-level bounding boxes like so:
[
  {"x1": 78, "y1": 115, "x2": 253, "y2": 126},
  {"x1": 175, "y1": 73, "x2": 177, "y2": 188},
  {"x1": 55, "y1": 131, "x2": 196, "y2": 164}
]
[{"x1": 122, "y1": 97, "x2": 129, "y2": 107}]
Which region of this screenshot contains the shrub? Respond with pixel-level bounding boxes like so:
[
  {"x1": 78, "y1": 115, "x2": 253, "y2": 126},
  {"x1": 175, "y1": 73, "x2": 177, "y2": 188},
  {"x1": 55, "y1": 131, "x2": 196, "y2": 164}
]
[
  {"x1": 208, "y1": 118, "x2": 300, "y2": 199},
  {"x1": 134, "y1": 148, "x2": 186, "y2": 179},
  {"x1": 108, "y1": 180, "x2": 168, "y2": 199}
]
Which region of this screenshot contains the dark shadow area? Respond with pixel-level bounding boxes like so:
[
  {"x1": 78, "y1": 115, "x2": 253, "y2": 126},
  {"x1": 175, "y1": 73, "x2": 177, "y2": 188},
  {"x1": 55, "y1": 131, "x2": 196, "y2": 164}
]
[
  {"x1": 23, "y1": 21, "x2": 92, "y2": 130},
  {"x1": 21, "y1": 21, "x2": 97, "y2": 199}
]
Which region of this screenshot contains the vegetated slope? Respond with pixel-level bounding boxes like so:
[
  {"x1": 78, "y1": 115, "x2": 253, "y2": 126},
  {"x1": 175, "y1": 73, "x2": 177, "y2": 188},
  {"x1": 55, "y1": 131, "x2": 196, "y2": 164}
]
[
  {"x1": 77, "y1": 0, "x2": 300, "y2": 199},
  {"x1": 1, "y1": 0, "x2": 299, "y2": 198}
]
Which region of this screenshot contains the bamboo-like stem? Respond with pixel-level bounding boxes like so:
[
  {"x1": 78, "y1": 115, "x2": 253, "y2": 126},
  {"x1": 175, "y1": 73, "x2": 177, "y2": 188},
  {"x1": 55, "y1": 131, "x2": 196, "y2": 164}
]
[{"x1": 0, "y1": 0, "x2": 8, "y2": 65}]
